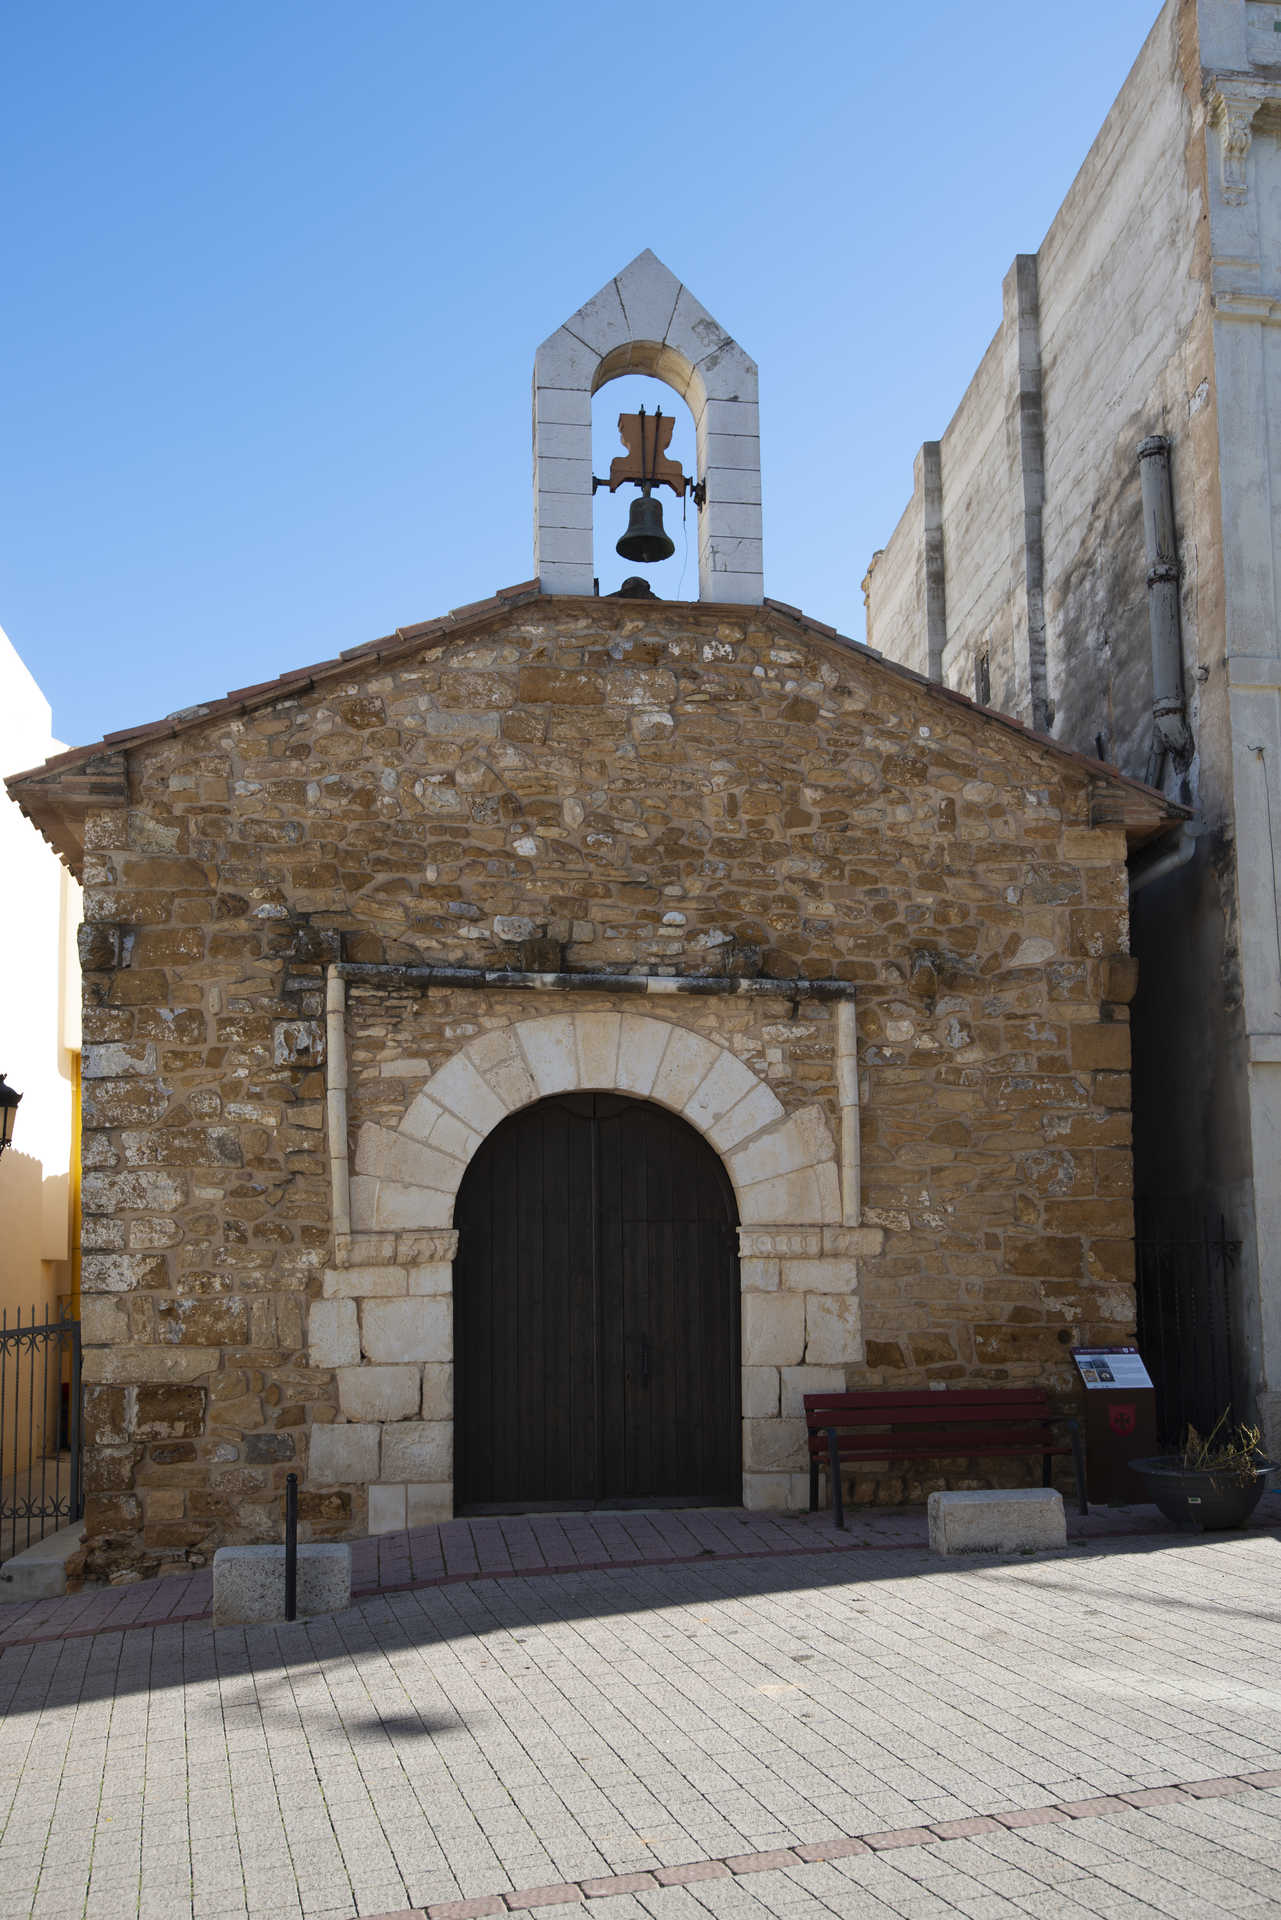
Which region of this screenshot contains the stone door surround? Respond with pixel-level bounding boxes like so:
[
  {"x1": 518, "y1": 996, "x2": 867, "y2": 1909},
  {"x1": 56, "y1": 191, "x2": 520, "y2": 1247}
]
[{"x1": 313, "y1": 968, "x2": 883, "y2": 1529}]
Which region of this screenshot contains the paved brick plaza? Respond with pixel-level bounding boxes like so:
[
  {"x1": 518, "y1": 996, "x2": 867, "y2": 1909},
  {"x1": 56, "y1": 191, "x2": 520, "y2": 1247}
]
[{"x1": 2, "y1": 1516, "x2": 1280, "y2": 1919}]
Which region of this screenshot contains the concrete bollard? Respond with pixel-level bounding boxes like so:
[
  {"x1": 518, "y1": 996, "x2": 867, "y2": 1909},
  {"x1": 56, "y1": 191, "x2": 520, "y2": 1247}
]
[
  {"x1": 928, "y1": 1488, "x2": 1066, "y2": 1556},
  {"x1": 212, "y1": 1543, "x2": 352, "y2": 1627}
]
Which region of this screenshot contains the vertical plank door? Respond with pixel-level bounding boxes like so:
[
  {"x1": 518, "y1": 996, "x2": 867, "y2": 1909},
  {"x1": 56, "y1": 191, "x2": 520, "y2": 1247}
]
[{"x1": 455, "y1": 1092, "x2": 740, "y2": 1509}]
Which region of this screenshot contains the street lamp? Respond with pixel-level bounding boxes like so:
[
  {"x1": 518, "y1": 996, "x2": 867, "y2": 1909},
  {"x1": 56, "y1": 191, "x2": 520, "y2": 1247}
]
[{"x1": 0, "y1": 1075, "x2": 21, "y2": 1158}]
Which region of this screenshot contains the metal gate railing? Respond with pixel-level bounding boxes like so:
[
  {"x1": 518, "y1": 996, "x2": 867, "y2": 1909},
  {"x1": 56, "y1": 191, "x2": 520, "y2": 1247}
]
[
  {"x1": 0, "y1": 1306, "x2": 82, "y2": 1567},
  {"x1": 1135, "y1": 1207, "x2": 1238, "y2": 1444}
]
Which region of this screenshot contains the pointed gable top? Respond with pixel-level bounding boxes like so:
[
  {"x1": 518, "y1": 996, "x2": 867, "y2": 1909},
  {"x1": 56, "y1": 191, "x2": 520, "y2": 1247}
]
[{"x1": 533, "y1": 252, "x2": 762, "y2": 605}]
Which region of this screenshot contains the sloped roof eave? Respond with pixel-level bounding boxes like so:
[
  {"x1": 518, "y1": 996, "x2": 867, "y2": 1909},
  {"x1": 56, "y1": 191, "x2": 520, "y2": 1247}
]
[{"x1": 6, "y1": 584, "x2": 1185, "y2": 871}]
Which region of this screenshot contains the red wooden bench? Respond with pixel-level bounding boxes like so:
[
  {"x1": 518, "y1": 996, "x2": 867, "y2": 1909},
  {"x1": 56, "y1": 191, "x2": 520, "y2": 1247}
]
[{"x1": 803, "y1": 1387, "x2": 1087, "y2": 1529}]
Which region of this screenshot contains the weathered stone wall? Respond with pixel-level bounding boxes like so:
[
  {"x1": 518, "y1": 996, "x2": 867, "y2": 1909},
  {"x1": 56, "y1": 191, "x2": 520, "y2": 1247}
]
[{"x1": 75, "y1": 597, "x2": 1140, "y2": 1576}]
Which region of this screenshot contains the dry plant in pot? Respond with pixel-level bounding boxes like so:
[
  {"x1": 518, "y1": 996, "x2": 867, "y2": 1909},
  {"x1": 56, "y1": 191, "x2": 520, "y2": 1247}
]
[{"x1": 1130, "y1": 1411, "x2": 1278, "y2": 1529}]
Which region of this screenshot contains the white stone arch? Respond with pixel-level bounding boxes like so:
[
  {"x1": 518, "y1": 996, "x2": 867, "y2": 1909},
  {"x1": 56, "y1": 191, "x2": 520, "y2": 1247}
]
[
  {"x1": 533, "y1": 250, "x2": 763, "y2": 604},
  {"x1": 351, "y1": 1011, "x2": 839, "y2": 1231},
  {"x1": 313, "y1": 1009, "x2": 865, "y2": 1526}
]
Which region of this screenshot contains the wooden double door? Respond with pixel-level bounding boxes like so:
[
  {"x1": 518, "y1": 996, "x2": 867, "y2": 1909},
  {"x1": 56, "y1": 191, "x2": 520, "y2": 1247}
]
[{"x1": 455, "y1": 1092, "x2": 741, "y2": 1510}]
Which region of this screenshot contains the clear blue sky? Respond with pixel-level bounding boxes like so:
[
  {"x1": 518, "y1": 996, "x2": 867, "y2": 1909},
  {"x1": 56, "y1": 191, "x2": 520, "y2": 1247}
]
[{"x1": 5, "y1": 0, "x2": 1164, "y2": 749}]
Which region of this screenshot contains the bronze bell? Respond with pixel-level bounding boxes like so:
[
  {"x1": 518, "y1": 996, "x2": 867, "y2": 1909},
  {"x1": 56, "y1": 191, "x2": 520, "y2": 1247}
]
[{"x1": 616, "y1": 485, "x2": 675, "y2": 564}]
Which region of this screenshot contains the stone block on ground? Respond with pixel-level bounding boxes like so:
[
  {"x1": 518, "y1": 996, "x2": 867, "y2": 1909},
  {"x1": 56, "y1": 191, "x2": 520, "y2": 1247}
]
[
  {"x1": 928, "y1": 1488, "x2": 1066, "y2": 1555},
  {"x1": 0, "y1": 1524, "x2": 84, "y2": 1603},
  {"x1": 212, "y1": 1543, "x2": 351, "y2": 1626}
]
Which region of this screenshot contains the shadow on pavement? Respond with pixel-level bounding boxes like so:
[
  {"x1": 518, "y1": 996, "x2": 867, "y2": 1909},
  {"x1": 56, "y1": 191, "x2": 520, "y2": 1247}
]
[{"x1": 2, "y1": 1520, "x2": 1278, "y2": 1723}]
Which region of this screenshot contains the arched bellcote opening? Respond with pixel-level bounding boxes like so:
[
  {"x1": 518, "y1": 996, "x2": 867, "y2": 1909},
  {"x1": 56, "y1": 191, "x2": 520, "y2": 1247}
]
[{"x1": 533, "y1": 250, "x2": 763, "y2": 605}]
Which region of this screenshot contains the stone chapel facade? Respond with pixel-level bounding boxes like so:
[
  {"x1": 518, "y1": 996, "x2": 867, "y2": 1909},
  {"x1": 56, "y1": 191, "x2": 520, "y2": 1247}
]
[{"x1": 9, "y1": 259, "x2": 1179, "y2": 1579}]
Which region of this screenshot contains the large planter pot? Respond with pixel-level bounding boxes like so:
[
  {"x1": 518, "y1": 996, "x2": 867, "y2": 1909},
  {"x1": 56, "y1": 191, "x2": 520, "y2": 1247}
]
[{"x1": 1129, "y1": 1456, "x2": 1278, "y2": 1530}]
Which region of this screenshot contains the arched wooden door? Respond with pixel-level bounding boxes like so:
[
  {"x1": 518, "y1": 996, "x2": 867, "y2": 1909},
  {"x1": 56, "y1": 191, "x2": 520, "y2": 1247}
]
[{"x1": 455, "y1": 1092, "x2": 741, "y2": 1510}]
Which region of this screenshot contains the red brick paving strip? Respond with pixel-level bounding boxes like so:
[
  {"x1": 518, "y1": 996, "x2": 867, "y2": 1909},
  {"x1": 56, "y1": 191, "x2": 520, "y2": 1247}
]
[
  {"x1": 503, "y1": 1884, "x2": 582, "y2": 1909},
  {"x1": 995, "y1": 1806, "x2": 1070, "y2": 1828},
  {"x1": 864, "y1": 1827, "x2": 938, "y2": 1850},
  {"x1": 577, "y1": 1874, "x2": 657, "y2": 1898},
  {"x1": 793, "y1": 1837, "x2": 871, "y2": 1861},
  {"x1": 929, "y1": 1816, "x2": 1003, "y2": 1839},
  {"x1": 357, "y1": 1776, "x2": 1281, "y2": 1920}
]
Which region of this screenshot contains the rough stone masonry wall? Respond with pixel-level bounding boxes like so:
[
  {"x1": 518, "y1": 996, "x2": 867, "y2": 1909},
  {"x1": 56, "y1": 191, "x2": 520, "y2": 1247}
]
[{"x1": 75, "y1": 598, "x2": 1139, "y2": 1578}]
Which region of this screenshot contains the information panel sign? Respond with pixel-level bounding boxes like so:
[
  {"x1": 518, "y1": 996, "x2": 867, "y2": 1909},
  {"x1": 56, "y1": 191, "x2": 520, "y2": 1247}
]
[{"x1": 1072, "y1": 1346, "x2": 1154, "y2": 1390}]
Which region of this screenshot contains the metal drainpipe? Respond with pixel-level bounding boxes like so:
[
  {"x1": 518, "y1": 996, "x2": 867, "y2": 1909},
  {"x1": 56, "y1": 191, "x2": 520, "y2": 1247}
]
[
  {"x1": 1129, "y1": 820, "x2": 1197, "y2": 896},
  {"x1": 1138, "y1": 435, "x2": 1194, "y2": 787}
]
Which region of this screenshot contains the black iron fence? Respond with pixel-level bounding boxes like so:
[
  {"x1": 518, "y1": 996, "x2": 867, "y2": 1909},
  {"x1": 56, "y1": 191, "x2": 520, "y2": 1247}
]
[
  {"x1": 1135, "y1": 1206, "x2": 1238, "y2": 1444},
  {"x1": 0, "y1": 1306, "x2": 82, "y2": 1567}
]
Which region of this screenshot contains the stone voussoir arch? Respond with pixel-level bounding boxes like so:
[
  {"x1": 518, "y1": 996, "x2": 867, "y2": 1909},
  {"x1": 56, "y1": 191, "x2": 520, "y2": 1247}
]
[
  {"x1": 350, "y1": 1010, "x2": 842, "y2": 1232},
  {"x1": 314, "y1": 1008, "x2": 866, "y2": 1525}
]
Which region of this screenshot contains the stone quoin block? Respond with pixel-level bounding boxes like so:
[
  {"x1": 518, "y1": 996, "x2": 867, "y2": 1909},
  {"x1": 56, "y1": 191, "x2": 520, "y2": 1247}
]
[
  {"x1": 742, "y1": 1293, "x2": 805, "y2": 1367},
  {"x1": 212, "y1": 1544, "x2": 351, "y2": 1627},
  {"x1": 741, "y1": 1367, "x2": 780, "y2": 1418},
  {"x1": 336, "y1": 1365, "x2": 421, "y2": 1423},
  {"x1": 361, "y1": 1297, "x2": 451, "y2": 1364},
  {"x1": 322, "y1": 1264, "x2": 407, "y2": 1299},
  {"x1": 407, "y1": 1483, "x2": 452, "y2": 1526},
  {"x1": 368, "y1": 1484, "x2": 408, "y2": 1533},
  {"x1": 928, "y1": 1489, "x2": 1068, "y2": 1556},
  {"x1": 804, "y1": 1293, "x2": 862, "y2": 1365},
  {"x1": 308, "y1": 1422, "x2": 380, "y2": 1485},
  {"x1": 380, "y1": 1420, "x2": 452, "y2": 1484},
  {"x1": 308, "y1": 1299, "x2": 359, "y2": 1369}
]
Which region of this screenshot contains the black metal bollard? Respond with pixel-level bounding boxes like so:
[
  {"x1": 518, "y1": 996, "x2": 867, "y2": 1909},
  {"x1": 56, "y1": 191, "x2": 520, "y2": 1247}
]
[{"x1": 284, "y1": 1472, "x2": 298, "y2": 1622}]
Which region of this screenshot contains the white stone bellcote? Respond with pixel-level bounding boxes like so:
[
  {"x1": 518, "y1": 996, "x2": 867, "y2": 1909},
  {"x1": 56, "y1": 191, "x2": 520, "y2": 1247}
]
[{"x1": 533, "y1": 250, "x2": 763, "y2": 604}]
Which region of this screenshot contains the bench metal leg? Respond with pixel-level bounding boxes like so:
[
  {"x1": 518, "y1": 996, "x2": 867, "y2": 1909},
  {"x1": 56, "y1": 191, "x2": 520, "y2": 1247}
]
[
  {"x1": 827, "y1": 1428, "x2": 844, "y2": 1531},
  {"x1": 809, "y1": 1458, "x2": 819, "y2": 1514}
]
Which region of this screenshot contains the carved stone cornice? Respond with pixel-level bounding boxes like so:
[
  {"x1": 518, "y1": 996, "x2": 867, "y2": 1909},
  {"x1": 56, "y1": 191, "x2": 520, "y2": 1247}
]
[{"x1": 1209, "y1": 84, "x2": 1264, "y2": 205}]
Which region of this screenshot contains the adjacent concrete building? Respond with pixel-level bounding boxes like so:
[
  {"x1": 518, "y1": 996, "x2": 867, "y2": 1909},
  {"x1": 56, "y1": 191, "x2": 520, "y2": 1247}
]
[
  {"x1": 9, "y1": 258, "x2": 1180, "y2": 1580},
  {"x1": 864, "y1": 0, "x2": 1281, "y2": 1447}
]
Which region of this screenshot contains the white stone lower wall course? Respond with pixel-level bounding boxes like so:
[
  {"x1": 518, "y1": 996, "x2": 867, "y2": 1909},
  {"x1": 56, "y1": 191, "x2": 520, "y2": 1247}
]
[
  {"x1": 420, "y1": 1363, "x2": 452, "y2": 1420},
  {"x1": 743, "y1": 1416, "x2": 807, "y2": 1473},
  {"x1": 408, "y1": 1261, "x2": 451, "y2": 1295},
  {"x1": 804, "y1": 1293, "x2": 862, "y2": 1365},
  {"x1": 381, "y1": 1420, "x2": 452, "y2": 1483},
  {"x1": 308, "y1": 1421, "x2": 380, "y2": 1485},
  {"x1": 742, "y1": 1293, "x2": 805, "y2": 1367},
  {"x1": 743, "y1": 1470, "x2": 791, "y2": 1511},
  {"x1": 407, "y1": 1483, "x2": 452, "y2": 1526},
  {"x1": 308, "y1": 1299, "x2": 359, "y2": 1369},
  {"x1": 323, "y1": 1264, "x2": 406, "y2": 1299},
  {"x1": 361, "y1": 1297, "x2": 451, "y2": 1364},
  {"x1": 336, "y1": 1364, "x2": 421, "y2": 1422},
  {"x1": 780, "y1": 1364, "x2": 846, "y2": 1418},
  {"x1": 368, "y1": 1484, "x2": 407, "y2": 1534},
  {"x1": 741, "y1": 1367, "x2": 780, "y2": 1417}
]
